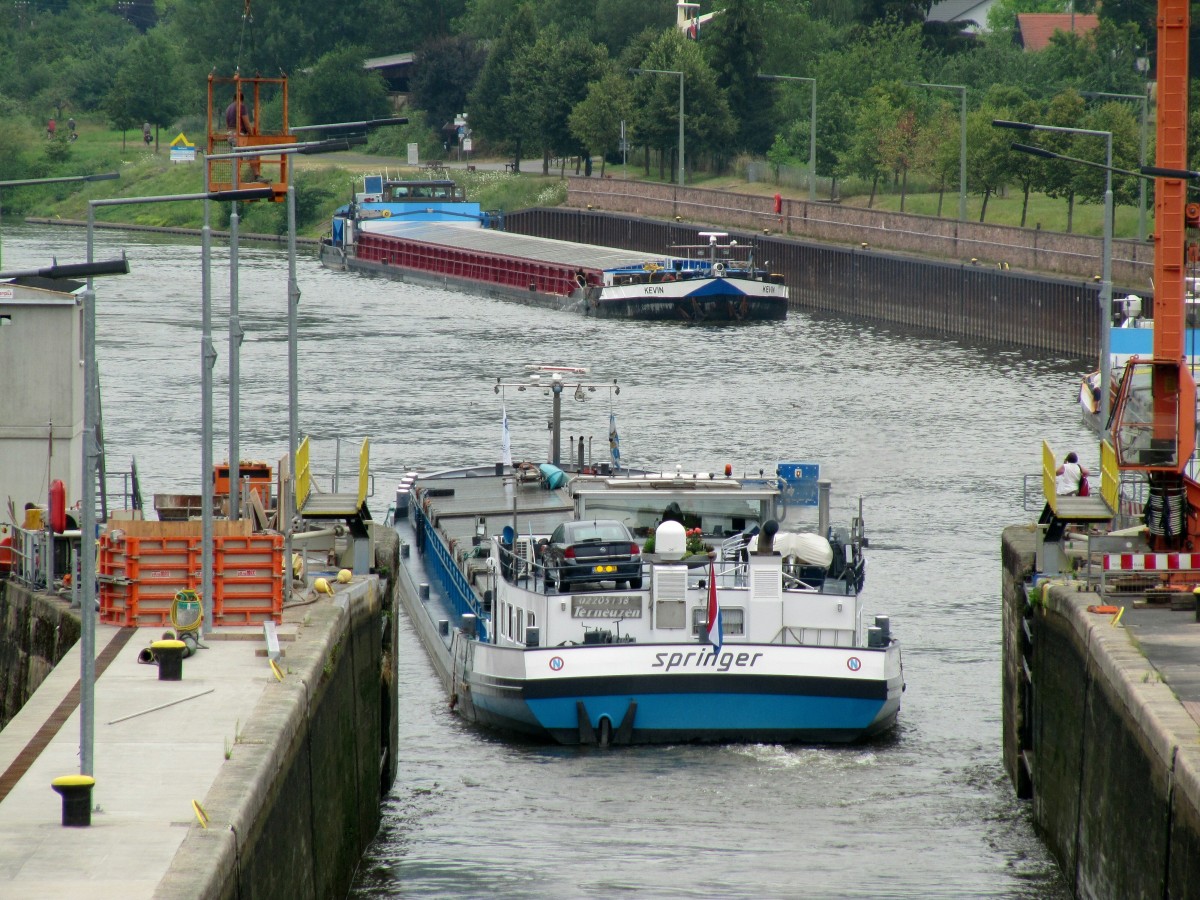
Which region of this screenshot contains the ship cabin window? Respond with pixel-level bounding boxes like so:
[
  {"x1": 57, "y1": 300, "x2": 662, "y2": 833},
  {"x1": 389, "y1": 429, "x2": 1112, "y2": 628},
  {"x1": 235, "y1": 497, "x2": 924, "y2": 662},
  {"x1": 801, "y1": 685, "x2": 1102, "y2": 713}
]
[
  {"x1": 507, "y1": 604, "x2": 513, "y2": 639},
  {"x1": 691, "y1": 607, "x2": 744, "y2": 636},
  {"x1": 517, "y1": 609, "x2": 524, "y2": 640},
  {"x1": 390, "y1": 186, "x2": 410, "y2": 199},
  {"x1": 528, "y1": 612, "x2": 535, "y2": 628}
]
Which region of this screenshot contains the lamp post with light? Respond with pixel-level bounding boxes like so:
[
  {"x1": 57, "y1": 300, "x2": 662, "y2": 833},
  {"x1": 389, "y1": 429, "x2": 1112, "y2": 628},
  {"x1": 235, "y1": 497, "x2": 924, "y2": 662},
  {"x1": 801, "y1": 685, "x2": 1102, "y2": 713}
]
[
  {"x1": 495, "y1": 369, "x2": 620, "y2": 467},
  {"x1": 78, "y1": 185, "x2": 272, "y2": 777}
]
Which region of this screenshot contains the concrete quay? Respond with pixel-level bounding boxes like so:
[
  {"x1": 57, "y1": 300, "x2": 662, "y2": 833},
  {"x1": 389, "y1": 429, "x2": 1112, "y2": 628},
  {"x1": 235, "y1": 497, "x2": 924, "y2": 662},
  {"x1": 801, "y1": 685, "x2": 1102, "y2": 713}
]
[
  {"x1": 1002, "y1": 525, "x2": 1200, "y2": 898},
  {"x1": 0, "y1": 557, "x2": 398, "y2": 899}
]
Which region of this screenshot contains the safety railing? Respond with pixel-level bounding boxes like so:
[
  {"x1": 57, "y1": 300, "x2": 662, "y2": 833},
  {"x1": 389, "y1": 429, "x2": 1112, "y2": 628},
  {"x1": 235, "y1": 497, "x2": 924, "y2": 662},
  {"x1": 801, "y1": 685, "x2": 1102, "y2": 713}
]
[
  {"x1": 1023, "y1": 460, "x2": 1148, "y2": 532},
  {"x1": 5, "y1": 525, "x2": 81, "y2": 604},
  {"x1": 492, "y1": 537, "x2": 839, "y2": 596}
]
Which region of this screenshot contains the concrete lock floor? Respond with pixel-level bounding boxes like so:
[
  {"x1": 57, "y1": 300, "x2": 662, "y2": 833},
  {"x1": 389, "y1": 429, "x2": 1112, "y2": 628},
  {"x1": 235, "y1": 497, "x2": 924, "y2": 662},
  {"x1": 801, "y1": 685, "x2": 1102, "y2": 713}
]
[{"x1": 0, "y1": 621, "x2": 291, "y2": 898}]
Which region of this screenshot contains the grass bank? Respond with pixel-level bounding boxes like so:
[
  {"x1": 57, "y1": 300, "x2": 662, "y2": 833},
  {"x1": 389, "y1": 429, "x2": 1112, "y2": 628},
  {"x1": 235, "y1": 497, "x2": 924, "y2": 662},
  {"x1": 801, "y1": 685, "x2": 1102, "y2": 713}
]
[
  {"x1": 11, "y1": 126, "x2": 565, "y2": 239},
  {"x1": 13, "y1": 121, "x2": 1144, "y2": 243}
]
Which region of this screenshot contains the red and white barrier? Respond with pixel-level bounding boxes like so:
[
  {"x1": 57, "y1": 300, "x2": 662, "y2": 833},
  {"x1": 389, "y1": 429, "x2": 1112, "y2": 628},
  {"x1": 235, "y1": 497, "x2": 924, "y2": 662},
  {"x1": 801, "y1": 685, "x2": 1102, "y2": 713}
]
[{"x1": 1103, "y1": 553, "x2": 1200, "y2": 571}]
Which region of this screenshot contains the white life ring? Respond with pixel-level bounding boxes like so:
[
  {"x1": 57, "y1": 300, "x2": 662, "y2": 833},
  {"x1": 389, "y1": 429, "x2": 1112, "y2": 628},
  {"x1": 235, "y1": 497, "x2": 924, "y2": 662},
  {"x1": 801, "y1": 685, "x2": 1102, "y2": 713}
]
[{"x1": 713, "y1": 262, "x2": 726, "y2": 276}]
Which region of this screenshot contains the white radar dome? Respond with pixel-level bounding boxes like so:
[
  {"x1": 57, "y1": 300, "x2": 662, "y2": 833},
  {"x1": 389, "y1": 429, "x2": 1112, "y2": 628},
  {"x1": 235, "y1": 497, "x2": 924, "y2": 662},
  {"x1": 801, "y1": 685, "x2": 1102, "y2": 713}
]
[{"x1": 655, "y1": 520, "x2": 686, "y2": 559}]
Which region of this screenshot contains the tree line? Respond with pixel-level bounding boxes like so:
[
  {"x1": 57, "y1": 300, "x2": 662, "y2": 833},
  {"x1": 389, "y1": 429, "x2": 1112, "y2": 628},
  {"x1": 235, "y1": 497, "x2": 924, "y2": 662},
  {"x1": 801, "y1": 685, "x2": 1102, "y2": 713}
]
[{"x1": 0, "y1": 0, "x2": 1193, "y2": 226}]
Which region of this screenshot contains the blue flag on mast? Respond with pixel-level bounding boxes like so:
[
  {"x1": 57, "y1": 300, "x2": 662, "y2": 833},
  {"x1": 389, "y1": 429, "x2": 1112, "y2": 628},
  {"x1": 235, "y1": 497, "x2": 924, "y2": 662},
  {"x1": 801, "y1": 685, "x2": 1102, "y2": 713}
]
[
  {"x1": 609, "y1": 412, "x2": 621, "y2": 470},
  {"x1": 501, "y1": 403, "x2": 512, "y2": 466}
]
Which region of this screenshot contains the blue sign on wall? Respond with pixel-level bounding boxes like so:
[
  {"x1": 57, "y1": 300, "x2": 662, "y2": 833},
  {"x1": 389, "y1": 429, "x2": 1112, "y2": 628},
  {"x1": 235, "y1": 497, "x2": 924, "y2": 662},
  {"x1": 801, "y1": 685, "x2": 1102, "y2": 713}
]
[{"x1": 776, "y1": 463, "x2": 820, "y2": 507}]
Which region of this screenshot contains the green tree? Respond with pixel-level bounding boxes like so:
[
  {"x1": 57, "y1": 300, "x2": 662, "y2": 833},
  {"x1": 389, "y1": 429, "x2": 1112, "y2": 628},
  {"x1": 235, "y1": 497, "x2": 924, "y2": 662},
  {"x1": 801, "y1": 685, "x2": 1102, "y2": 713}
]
[
  {"x1": 569, "y1": 70, "x2": 634, "y2": 176},
  {"x1": 808, "y1": 20, "x2": 927, "y2": 189},
  {"x1": 964, "y1": 99, "x2": 1024, "y2": 222},
  {"x1": 102, "y1": 77, "x2": 139, "y2": 149},
  {"x1": 703, "y1": 0, "x2": 775, "y2": 154},
  {"x1": 1098, "y1": 0, "x2": 1154, "y2": 47},
  {"x1": 756, "y1": 3, "x2": 839, "y2": 81},
  {"x1": 593, "y1": 0, "x2": 675, "y2": 56},
  {"x1": 292, "y1": 45, "x2": 391, "y2": 130},
  {"x1": 467, "y1": 4, "x2": 537, "y2": 169},
  {"x1": 839, "y1": 89, "x2": 901, "y2": 205},
  {"x1": 1038, "y1": 90, "x2": 1088, "y2": 231},
  {"x1": 1042, "y1": 20, "x2": 1146, "y2": 95},
  {"x1": 1072, "y1": 101, "x2": 1141, "y2": 217},
  {"x1": 917, "y1": 103, "x2": 962, "y2": 217},
  {"x1": 410, "y1": 34, "x2": 486, "y2": 131},
  {"x1": 510, "y1": 25, "x2": 609, "y2": 173},
  {"x1": 107, "y1": 30, "x2": 184, "y2": 151},
  {"x1": 628, "y1": 29, "x2": 734, "y2": 179}
]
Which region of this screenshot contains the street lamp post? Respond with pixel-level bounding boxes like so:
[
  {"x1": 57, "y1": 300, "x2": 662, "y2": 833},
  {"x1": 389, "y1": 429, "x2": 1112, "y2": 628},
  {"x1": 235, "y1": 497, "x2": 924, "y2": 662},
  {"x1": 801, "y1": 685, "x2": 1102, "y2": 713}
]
[
  {"x1": 911, "y1": 82, "x2": 967, "y2": 221},
  {"x1": 995, "y1": 119, "x2": 1113, "y2": 429},
  {"x1": 1081, "y1": 90, "x2": 1149, "y2": 242},
  {"x1": 207, "y1": 140, "x2": 358, "y2": 608},
  {"x1": 630, "y1": 68, "x2": 685, "y2": 186},
  {"x1": 80, "y1": 186, "x2": 271, "y2": 776},
  {"x1": 757, "y1": 74, "x2": 817, "y2": 202}
]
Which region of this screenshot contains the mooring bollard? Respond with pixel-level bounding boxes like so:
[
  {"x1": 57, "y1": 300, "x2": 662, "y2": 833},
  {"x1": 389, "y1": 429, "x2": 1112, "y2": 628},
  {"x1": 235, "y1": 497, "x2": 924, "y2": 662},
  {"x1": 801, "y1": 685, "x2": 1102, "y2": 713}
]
[
  {"x1": 151, "y1": 639, "x2": 186, "y2": 681},
  {"x1": 51, "y1": 775, "x2": 96, "y2": 827}
]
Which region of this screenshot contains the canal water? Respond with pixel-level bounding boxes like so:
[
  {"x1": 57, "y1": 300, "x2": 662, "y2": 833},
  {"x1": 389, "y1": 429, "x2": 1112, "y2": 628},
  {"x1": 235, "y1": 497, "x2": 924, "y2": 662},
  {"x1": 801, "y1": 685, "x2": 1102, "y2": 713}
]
[{"x1": 6, "y1": 223, "x2": 1089, "y2": 897}]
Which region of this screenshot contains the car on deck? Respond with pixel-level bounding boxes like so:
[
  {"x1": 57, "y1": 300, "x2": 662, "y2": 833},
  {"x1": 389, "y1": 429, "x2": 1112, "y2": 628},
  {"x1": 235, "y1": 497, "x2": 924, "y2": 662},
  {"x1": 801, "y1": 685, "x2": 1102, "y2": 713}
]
[{"x1": 542, "y1": 519, "x2": 643, "y2": 592}]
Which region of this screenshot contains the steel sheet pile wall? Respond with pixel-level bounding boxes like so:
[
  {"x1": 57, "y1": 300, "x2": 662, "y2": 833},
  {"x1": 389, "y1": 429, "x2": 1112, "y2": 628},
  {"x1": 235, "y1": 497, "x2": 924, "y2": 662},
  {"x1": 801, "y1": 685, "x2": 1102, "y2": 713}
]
[{"x1": 507, "y1": 208, "x2": 1101, "y2": 358}]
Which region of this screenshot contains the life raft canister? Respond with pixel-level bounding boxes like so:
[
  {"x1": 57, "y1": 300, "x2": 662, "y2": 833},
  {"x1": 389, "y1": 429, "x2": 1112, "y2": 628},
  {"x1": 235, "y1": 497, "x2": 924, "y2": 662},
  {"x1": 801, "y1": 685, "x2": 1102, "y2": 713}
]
[{"x1": 50, "y1": 479, "x2": 66, "y2": 533}]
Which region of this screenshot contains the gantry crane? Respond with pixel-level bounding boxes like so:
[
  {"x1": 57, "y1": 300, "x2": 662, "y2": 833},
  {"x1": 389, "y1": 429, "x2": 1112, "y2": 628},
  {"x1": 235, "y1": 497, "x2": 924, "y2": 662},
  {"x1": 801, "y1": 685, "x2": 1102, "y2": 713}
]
[{"x1": 1109, "y1": 0, "x2": 1198, "y2": 549}]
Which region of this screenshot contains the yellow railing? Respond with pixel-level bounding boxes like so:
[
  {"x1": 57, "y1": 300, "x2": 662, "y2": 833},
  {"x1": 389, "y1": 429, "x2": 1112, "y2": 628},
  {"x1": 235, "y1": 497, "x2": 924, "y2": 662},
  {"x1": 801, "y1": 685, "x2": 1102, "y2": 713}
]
[
  {"x1": 1100, "y1": 439, "x2": 1118, "y2": 511},
  {"x1": 1042, "y1": 440, "x2": 1059, "y2": 514},
  {"x1": 296, "y1": 436, "x2": 311, "y2": 511},
  {"x1": 1042, "y1": 438, "x2": 1117, "y2": 516},
  {"x1": 357, "y1": 439, "x2": 370, "y2": 510}
]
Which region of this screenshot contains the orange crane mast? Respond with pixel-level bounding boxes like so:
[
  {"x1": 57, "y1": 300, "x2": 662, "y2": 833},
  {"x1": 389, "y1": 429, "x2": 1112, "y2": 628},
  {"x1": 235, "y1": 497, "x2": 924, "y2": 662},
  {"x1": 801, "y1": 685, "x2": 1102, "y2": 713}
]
[{"x1": 1110, "y1": 0, "x2": 1197, "y2": 549}]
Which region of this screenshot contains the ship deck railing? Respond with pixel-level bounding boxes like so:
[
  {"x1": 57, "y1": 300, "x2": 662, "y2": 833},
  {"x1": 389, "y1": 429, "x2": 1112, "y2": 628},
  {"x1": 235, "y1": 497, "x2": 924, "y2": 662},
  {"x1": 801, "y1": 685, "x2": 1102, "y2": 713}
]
[{"x1": 496, "y1": 540, "x2": 850, "y2": 597}]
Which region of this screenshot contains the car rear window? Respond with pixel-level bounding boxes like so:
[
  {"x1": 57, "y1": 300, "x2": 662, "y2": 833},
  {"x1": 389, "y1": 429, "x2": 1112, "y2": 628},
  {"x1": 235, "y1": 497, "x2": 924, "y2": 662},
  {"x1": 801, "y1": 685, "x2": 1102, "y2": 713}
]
[{"x1": 567, "y1": 522, "x2": 629, "y2": 542}]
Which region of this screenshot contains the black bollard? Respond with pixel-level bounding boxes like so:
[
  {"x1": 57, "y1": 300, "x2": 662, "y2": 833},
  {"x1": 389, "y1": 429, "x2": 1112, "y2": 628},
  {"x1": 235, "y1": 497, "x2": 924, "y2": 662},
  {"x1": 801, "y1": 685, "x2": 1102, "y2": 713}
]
[
  {"x1": 151, "y1": 639, "x2": 185, "y2": 681},
  {"x1": 51, "y1": 775, "x2": 95, "y2": 827}
]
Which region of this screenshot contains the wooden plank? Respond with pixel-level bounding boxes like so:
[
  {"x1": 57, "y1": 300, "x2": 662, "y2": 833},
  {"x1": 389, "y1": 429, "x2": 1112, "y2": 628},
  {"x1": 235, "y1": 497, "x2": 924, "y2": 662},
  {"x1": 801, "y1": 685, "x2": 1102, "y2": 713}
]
[
  {"x1": 249, "y1": 490, "x2": 270, "y2": 532},
  {"x1": 111, "y1": 519, "x2": 254, "y2": 538}
]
